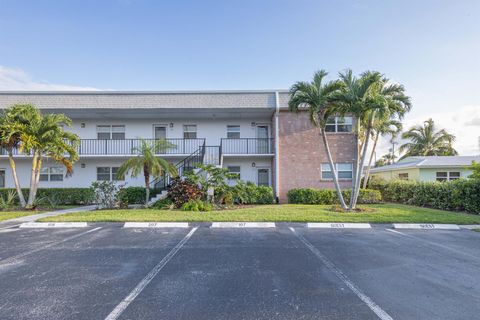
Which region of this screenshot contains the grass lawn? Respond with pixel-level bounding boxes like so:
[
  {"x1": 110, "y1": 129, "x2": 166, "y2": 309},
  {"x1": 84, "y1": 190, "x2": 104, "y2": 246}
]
[
  {"x1": 39, "y1": 203, "x2": 480, "y2": 224},
  {"x1": 0, "y1": 205, "x2": 83, "y2": 222}
]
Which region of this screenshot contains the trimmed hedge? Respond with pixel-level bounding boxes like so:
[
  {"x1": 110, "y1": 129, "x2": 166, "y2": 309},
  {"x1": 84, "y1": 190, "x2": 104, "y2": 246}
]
[
  {"x1": 0, "y1": 188, "x2": 94, "y2": 205},
  {"x1": 369, "y1": 179, "x2": 480, "y2": 214},
  {"x1": 287, "y1": 188, "x2": 382, "y2": 205},
  {"x1": 228, "y1": 182, "x2": 275, "y2": 205}
]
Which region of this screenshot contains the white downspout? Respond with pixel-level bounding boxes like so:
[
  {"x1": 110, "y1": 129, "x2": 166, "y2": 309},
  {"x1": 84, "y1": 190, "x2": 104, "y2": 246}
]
[{"x1": 274, "y1": 91, "x2": 280, "y2": 203}]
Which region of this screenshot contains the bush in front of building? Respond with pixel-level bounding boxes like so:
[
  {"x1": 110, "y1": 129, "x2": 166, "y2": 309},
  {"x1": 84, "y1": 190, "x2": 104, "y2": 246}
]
[
  {"x1": 181, "y1": 199, "x2": 213, "y2": 212},
  {"x1": 228, "y1": 181, "x2": 274, "y2": 205},
  {"x1": 167, "y1": 177, "x2": 205, "y2": 208},
  {"x1": 0, "y1": 188, "x2": 94, "y2": 205},
  {"x1": 287, "y1": 188, "x2": 382, "y2": 205},
  {"x1": 117, "y1": 187, "x2": 162, "y2": 205},
  {"x1": 369, "y1": 178, "x2": 480, "y2": 213}
]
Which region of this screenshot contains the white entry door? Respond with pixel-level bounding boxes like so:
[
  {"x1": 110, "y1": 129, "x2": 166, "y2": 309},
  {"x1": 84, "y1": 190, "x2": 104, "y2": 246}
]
[
  {"x1": 257, "y1": 168, "x2": 270, "y2": 187},
  {"x1": 256, "y1": 125, "x2": 269, "y2": 154},
  {"x1": 154, "y1": 125, "x2": 168, "y2": 154},
  {"x1": 154, "y1": 125, "x2": 167, "y2": 140}
]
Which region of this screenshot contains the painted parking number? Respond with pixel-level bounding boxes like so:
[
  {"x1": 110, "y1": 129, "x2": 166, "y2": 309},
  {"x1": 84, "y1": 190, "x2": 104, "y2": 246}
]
[
  {"x1": 238, "y1": 222, "x2": 246, "y2": 227},
  {"x1": 148, "y1": 222, "x2": 158, "y2": 227},
  {"x1": 330, "y1": 223, "x2": 345, "y2": 228},
  {"x1": 47, "y1": 223, "x2": 55, "y2": 227},
  {"x1": 420, "y1": 224, "x2": 435, "y2": 229}
]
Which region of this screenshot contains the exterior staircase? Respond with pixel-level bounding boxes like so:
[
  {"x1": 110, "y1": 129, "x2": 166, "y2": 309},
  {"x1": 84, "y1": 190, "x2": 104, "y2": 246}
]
[
  {"x1": 147, "y1": 190, "x2": 168, "y2": 205},
  {"x1": 148, "y1": 142, "x2": 222, "y2": 203}
]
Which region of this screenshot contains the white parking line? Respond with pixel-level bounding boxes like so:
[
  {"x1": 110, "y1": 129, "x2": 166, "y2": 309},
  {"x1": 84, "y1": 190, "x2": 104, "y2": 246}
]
[
  {"x1": 393, "y1": 223, "x2": 460, "y2": 230},
  {"x1": 123, "y1": 222, "x2": 189, "y2": 228},
  {"x1": 307, "y1": 223, "x2": 371, "y2": 229},
  {"x1": 0, "y1": 227, "x2": 102, "y2": 265},
  {"x1": 290, "y1": 227, "x2": 394, "y2": 320},
  {"x1": 20, "y1": 222, "x2": 88, "y2": 228},
  {"x1": 105, "y1": 227, "x2": 198, "y2": 320},
  {"x1": 211, "y1": 222, "x2": 275, "y2": 228},
  {"x1": 0, "y1": 224, "x2": 21, "y2": 230}
]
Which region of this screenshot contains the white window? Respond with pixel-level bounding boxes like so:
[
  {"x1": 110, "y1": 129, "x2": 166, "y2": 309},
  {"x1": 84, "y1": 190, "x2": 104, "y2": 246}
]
[
  {"x1": 39, "y1": 167, "x2": 64, "y2": 182},
  {"x1": 398, "y1": 173, "x2": 409, "y2": 180},
  {"x1": 0, "y1": 169, "x2": 5, "y2": 188},
  {"x1": 183, "y1": 125, "x2": 197, "y2": 139},
  {"x1": 321, "y1": 163, "x2": 353, "y2": 180},
  {"x1": 97, "y1": 167, "x2": 123, "y2": 181},
  {"x1": 325, "y1": 116, "x2": 353, "y2": 133},
  {"x1": 436, "y1": 171, "x2": 460, "y2": 182},
  {"x1": 227, "y1": 125, "x2": 240, "y2": 139},
  {"x1": 227, "y1": 166, "x2": 241, "y2": 181},
  {"x1": 97, "y1": 125, "x2": 125, "y2": 140}
]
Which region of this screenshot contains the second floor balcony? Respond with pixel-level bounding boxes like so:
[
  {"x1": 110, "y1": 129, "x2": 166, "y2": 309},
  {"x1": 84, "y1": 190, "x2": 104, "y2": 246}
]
[
  {"x1": 221, "y1": 138, "x2": 274, "y2": 155},
  {"x1": 1, "y1": 138, "x2": 275, "y2": 157}
]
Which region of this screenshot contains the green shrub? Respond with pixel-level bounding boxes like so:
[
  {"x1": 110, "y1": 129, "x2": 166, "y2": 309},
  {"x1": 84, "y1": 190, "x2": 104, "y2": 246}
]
[
  {"x1": 151, "y1": 197, "x2": 174, "y2": 210},
  {"x1": 181, "y1": 199, "x2": 212, "y2": 212},
  {"x1": 369, "y1": 178, "x2": 480, "y2": 213},
  {"x1": 228, "y1": 181, "x2": 274, "y2": 205},
  {"x1": 287, "y1": 188, "x2": 382, "y2": 205},
  {"x1": 0, "y1": 188, "x2": 94, "y2": 205}
]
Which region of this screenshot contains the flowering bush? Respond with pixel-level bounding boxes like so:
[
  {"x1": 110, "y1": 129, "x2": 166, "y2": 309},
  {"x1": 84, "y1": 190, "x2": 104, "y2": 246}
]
[{"x1": 91, "y1": 181, "x2": 121, "y2": 209}]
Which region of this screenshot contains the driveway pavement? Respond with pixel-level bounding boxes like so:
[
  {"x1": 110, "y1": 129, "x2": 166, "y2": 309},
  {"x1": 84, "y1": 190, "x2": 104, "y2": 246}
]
[{"x1": 0, "y1": 224, "x2": 479, "y2": 320}]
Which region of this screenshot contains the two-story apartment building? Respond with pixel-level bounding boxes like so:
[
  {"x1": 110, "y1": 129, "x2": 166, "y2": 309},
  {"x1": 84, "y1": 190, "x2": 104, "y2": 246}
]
[{"x1": 0, "y1": 91, "x2": 356, "y2": 202}]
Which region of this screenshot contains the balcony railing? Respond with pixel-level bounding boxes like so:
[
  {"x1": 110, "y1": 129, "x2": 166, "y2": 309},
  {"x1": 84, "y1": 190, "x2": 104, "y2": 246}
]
[
  {"x1": 1, "y1": 139, "x2": 206, "y2": 156},
  {"x1": 221, "y1": 138, "x2": 274, "y2": 155}
]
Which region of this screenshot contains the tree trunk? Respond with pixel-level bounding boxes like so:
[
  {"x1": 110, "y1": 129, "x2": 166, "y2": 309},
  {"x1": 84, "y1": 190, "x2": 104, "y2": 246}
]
[
  {"x1": 144, "y1": 168, "x2": 150, "y2": 206},
  {"x1": 26, "y1": 152, "x2": 39, "y2": 208},
  {"x1": 320, "y1": 127, "x2": 348, "y2": 209},
  {"x1": 7, "y1": 149, "x2": 26, "y2": 207},
  {"x1": 31, "y1": 154, "x2": 43, "y2": 205},
  {"x1": 362, "y1": 133, "x2": 379, "y2": 189},
  {"x1": 351, "y1": 113, "x2": 375, "y2": 209},
  {"x1": 349, "y1": 117, "x2": 361, "y2": 209}
]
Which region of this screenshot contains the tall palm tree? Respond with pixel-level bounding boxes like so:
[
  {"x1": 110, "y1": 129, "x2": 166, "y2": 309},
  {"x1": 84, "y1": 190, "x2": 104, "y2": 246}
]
[
  {"x1": 19, "y1": 111, "x2": 80, "y2": 208},
  {"x1": 362, "y1": 118, "x2": 402, "y2": 188},
  {"x1": 117, "y1": 139, "x2": 178, "y2": 205},
  {"x1": 333, "y1": 70, "x2": 411, "y2": 209},
  {"x1": 400, "y1": 119, "x2": 457, "y2": 158},
  {"x1": 0, "y1": 104, "x2": 36, "y2": 207},
  {"x1": 289, "y1": 70, "x2": 348, "y2": 209}
]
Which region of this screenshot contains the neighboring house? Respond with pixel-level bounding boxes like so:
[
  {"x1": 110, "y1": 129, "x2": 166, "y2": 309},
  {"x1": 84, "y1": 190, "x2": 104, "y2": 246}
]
[
  {"x1": 0, "y1": 91, "x2": 356, "y2": 202},
  {"x1": 370, "y1": 156, "x2": 479, "y2": 182}
]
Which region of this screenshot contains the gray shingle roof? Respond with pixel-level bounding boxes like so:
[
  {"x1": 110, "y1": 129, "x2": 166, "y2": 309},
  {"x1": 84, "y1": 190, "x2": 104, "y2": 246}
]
[
  {"x1": 0, "y1": 90, "x2": 292, "y2": 110},
  {"x1": 370, "y1": 156, "x2": 480, "y2": 173}
]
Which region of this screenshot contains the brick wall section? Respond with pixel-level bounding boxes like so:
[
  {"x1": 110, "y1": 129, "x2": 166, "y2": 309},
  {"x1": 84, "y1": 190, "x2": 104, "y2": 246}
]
[{"x1": 277, "y1": 111, "x2": 357, "y2": 203}]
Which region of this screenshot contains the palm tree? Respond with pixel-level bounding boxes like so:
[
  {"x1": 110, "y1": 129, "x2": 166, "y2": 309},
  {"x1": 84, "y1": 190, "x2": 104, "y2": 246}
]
[
  {"x1": 0, "y1": 104, "x2": 35, "y2": 207},
  {"x1": 18, "y1": 111, "x2": 80, "y2": 208},
  {"x1": 333, "y1": 70, "x2": 411, "y2": 209},
  {"x1": 400, "y1": 119, "x2": 457, "y2": 158},
  {"x1": 117, "y1": 139, "x2": 178, "y2": 205},
  {"x1": 362, "y1": 117, "x2": 402, "y2": 188},
  {"x1": 289, "y1": 70, "x2": 348, "y2": 209}
]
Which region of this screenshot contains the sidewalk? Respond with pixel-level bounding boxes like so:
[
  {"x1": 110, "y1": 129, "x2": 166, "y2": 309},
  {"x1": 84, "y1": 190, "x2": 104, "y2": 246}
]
[{"x1": 0, "y1": 205, "x2": 96, "y2": 229}]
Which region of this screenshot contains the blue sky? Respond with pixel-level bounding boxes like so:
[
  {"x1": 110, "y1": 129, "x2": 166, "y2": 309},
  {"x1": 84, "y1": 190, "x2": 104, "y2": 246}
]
[{"x1": 0, "y1": 0, "x2": 479, "y2": 154}]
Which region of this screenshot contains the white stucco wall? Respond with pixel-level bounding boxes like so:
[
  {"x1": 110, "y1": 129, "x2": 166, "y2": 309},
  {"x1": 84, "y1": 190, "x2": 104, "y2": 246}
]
[
  {"x1": 0, "y1": 156, "x2": 273, "y2": 189},
  {"x1": 64, "y1": 118, "x2": 271, "y2": 144}
]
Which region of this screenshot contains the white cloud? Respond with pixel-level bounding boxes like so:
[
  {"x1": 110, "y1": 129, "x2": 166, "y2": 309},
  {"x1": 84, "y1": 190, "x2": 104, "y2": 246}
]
[
  {"x1": 376, "y1": 105, "x2": 480, "y2": 157},
  {"x1": 0, "y1": 65, "x2": 99, "y2": 91}
]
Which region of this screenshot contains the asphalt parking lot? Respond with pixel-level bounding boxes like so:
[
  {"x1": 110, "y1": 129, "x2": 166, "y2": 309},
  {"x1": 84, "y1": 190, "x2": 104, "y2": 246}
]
[{"x1": 0, "y1": 224, "x2": 479, "y2": 320}]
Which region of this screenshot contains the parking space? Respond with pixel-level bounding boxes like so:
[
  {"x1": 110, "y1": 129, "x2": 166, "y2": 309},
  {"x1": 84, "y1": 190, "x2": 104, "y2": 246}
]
[
  {"x1": 0, "y1": 226, "x2": 192, "y2": 320},
  {"x1": 0, "y1": 225, "x2": 479, "y2": 320}
]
